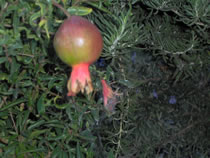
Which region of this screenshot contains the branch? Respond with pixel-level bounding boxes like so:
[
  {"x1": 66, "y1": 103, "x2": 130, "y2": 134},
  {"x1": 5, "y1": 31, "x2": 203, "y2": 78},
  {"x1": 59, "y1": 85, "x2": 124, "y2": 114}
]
[
  {"x1": 52, "y1": 0, "x2": 71, "y2": 18},
  {"x1": 10, "y1": 111, "x2": 18, "y2": 134}
]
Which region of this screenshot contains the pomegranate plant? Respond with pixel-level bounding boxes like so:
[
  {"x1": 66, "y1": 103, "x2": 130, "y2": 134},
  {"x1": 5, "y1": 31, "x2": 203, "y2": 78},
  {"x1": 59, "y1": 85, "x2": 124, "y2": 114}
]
[{"x1": 53, "y1": 16, "x2": 103, "y2": 96}]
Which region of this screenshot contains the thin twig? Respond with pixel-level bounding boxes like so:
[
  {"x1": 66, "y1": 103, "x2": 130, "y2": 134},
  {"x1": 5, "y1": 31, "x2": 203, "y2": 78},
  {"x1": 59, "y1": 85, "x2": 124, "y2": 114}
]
[
  {"x1": 115, "y1": 112, "x2": 123, "y2": 158},
  {"x1": 17, "y1": 53, "x2": 35, "y2": 58},
  {"x1": 9, "y1": 111, "x2": 18, "y2": 134},
  {"x1": 52, "y1": 0, "x2": 71, "y2": 18}
]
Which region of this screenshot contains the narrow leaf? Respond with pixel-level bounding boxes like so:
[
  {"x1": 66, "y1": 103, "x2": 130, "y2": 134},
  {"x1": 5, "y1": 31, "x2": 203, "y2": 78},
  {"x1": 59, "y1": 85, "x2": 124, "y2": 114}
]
[{"x1": 67, "y1": 6, "x2": 92, "y2": 16}]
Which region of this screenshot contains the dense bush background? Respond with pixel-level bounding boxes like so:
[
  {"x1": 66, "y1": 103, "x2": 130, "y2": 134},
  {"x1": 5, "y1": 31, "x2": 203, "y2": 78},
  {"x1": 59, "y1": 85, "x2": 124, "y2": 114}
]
[{"x1": 0, "y1": 0, "x2": 209, "y2": 157}]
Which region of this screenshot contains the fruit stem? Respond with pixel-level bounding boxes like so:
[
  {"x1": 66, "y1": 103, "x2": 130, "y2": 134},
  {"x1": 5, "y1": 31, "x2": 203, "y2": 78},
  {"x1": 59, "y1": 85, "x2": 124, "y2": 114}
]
[{"x1": 52, "y1": 0, "x2": 71, "y2": 18}]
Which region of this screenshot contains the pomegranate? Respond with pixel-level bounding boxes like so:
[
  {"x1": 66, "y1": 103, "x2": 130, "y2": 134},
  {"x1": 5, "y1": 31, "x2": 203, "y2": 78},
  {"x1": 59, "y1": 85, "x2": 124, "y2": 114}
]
[{"x1": 53, "y1": 16, "x2": 103, "y2": 96}]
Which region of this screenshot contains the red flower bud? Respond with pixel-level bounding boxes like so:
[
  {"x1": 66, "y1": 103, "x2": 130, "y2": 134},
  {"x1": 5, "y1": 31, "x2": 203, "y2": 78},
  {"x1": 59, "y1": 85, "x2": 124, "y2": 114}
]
[{"x1": 101, "y1": 80, "x2": 118, "y2": 114}]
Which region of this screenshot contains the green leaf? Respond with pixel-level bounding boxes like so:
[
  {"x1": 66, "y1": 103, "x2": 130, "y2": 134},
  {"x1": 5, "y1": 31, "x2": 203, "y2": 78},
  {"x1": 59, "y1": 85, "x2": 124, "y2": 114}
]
[
  {"x1": 28, "y1": 120, "x2": 45, "y2": 130},
  {"x1": 37, "y1": 94, "x2": 46, "y2": 115},
  {"x1": 84, "y1": 1, "x2": 111, "y2": 14},
  {"x1": 67, "y1": 6, "x2": 92, "y2": 16},
  {"x1": 108, "y1": 149, "x2": 115, "y2": 158},
  {"x1": 9, "y1": 58, "x2": 21, "y2": 83},
  {"x1": 0, "y1": 31, "x2": 9, "y2": 45},
  {"x1": 17, "y1": 148, "x2": 45, "y2": 156},
  {"x1": 51, "y1": 146, "x2": 62, "y2": 158},
  {"x1": 36, "y1": 2, "x2": 47, "y2": 16},
  {"x1": 29, "y1": 11, "x2": 41, "y2": 26},
  {"x1": 44, "y1": 20, "x2": 50, "y2": 39},
  {"x1": 118, "y1": 79, "x2": 146, "y2": 88},
  {"x1": 80, "y1": 130, "x2": 96, "y2": 142},
  {"x1": 21, "y1": 111, "x2": 30, "y2": 130},
  {"x1": 29, "y1": 129, "x2": 48, "y2": 139},
  {"x1": 55, "y1": 103, "x2": 70, "y2": 109},
  {"x1": 12, "y1": 10, "x2": 19, "y2": 37},
  {"x1": 76, "y1": 142, "x2": 82, "y2": 158},
  {"x1": 4, "y1": 144, "x2": 16, "y2": 156},
  {"x1": 0, "y1": 57, "x2": 7, "y2": 64},
  {"x1": 0, "y1": 99, "x2": 27, "y2": 111},
  {"x1": 66, "y1": 107, "x2": 73, "y2": 120},
  {"x1": 47, "y1": 134, "x2": 66, "y2": 141},
  {"x1": 62, "y1": 151, "x2": 68, "y2": 158}
]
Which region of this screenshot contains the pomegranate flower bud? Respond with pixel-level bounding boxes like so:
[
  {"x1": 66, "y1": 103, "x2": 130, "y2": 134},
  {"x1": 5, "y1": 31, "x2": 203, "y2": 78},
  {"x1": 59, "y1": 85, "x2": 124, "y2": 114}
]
[{"x1": 101, "y1": 80, "x2": 118, "y2": 114}]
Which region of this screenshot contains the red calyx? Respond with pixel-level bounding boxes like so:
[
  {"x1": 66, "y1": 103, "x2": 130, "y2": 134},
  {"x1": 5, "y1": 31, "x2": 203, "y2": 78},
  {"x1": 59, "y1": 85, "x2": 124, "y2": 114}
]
[{"x1": 67, "y1": 63, "x2": 92, "y2": 96}]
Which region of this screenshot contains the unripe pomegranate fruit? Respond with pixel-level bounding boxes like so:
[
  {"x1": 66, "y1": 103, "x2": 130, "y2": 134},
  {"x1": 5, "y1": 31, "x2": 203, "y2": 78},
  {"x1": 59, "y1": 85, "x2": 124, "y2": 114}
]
[{"x1": 54, "y1": 16, "x2": 103, "y2": 96}]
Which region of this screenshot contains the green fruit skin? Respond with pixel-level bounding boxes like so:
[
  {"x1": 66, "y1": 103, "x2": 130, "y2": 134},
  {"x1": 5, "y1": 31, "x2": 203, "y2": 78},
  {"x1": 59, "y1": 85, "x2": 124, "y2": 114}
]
[{"x1": 53, "y1": 16, "x2": 103, "y2": 66}]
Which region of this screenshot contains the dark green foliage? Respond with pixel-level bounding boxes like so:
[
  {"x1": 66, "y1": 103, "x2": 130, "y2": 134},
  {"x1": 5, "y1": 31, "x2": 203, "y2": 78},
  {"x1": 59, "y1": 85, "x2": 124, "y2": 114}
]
[{"x1": 0, "y1": 0, "x2": 209, "y2": 157}]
